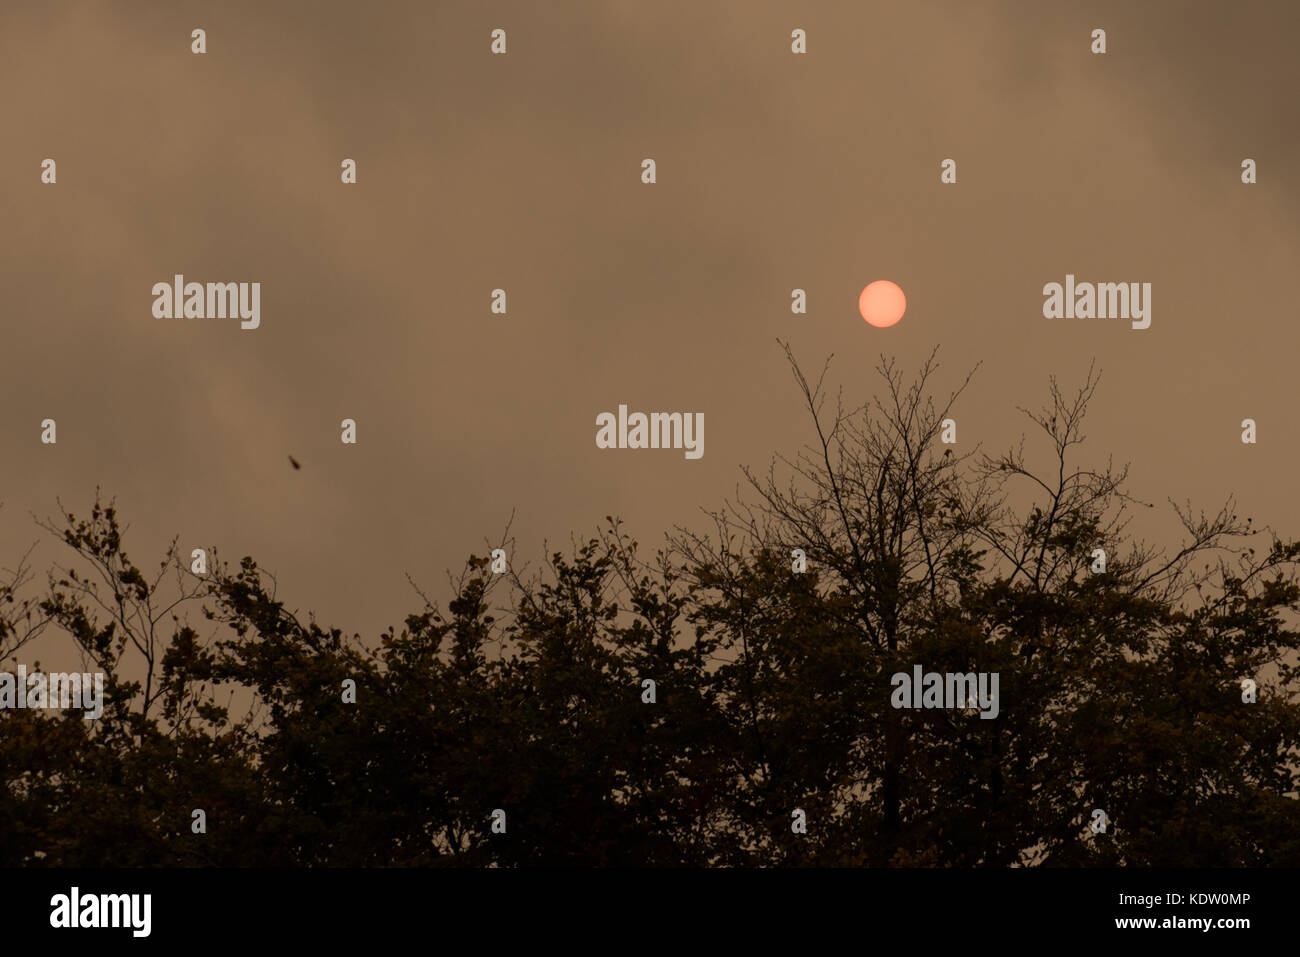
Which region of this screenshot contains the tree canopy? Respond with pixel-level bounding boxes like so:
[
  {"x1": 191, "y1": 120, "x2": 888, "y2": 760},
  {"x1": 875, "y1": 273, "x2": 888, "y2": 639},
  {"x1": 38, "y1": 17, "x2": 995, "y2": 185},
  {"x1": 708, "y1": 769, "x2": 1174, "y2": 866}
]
[{"x1": 3, "y1": 347, "x2": 1297, "y2": 866}]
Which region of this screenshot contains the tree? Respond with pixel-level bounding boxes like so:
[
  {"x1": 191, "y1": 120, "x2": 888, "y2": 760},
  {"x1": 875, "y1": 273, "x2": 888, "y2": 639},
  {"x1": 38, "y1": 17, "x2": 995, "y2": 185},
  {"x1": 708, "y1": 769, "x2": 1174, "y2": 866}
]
[
  {"x1": 2, "y1": 350, "x2": 1297, "y2": 866},
  {"x1": 671, "y1": 345, "x2": 1300, "y2": 865}
]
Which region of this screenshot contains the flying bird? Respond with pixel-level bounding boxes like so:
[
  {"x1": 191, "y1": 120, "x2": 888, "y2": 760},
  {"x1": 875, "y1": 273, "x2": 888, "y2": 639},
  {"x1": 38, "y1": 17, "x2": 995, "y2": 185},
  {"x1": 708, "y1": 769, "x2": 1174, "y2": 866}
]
[{"x1": 289, "y1": 455, "x2": 301, "y2": 470}]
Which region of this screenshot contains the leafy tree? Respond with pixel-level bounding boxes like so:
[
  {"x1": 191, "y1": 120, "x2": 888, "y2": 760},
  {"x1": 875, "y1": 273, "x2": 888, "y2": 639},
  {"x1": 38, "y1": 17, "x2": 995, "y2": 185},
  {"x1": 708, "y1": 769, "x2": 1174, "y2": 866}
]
[{"x1": 2, "y1": 351, "x2": 1297, "y2": 866}]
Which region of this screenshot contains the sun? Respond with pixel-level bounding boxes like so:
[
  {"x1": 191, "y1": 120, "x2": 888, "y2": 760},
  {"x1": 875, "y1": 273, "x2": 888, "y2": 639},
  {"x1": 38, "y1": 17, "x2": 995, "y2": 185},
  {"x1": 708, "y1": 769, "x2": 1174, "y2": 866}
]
[{"x1": 859, "y1": 280, "x2": 906, "y2": 328}]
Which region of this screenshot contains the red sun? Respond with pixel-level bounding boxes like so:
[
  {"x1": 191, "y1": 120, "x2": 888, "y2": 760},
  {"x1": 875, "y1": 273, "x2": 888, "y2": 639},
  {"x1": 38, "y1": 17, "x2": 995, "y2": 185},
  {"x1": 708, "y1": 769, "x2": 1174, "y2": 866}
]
[{"x1": 859, "y1": 280, "x2": 907, "y2": 328}]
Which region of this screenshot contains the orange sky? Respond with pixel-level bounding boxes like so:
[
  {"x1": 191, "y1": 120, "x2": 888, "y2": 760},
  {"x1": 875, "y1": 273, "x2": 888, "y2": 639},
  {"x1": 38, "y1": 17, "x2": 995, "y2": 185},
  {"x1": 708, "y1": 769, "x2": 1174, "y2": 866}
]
[{"x1": 4, "y1": 0, "x2": 1298, "y2": 656}]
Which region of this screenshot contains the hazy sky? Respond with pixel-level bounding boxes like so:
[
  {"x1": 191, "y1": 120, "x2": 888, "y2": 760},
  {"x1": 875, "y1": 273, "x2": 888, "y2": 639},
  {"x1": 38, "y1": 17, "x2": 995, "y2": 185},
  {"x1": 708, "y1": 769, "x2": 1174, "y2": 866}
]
[{"x1": 4, "y1": 0, "x2": 1298, "y2": 653}]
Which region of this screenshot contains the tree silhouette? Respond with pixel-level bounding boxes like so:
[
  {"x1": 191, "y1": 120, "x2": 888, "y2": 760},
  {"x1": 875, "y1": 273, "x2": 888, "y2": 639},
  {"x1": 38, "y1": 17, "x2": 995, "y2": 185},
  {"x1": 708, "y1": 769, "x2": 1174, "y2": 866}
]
[{"x1": 2, "y1": 351, "x2": 1297, "y2": 866}]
